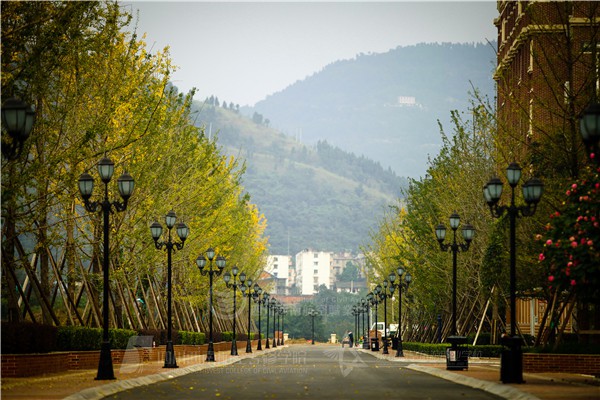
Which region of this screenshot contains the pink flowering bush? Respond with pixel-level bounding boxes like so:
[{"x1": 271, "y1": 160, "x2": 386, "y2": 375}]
[{"x1": 537, "y1": 164, "x2": 600, "y2": 303}]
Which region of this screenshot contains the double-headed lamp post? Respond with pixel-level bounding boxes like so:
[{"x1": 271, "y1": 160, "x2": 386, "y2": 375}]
[
  {"x1": 253, "y1": 284, "x2": 264, "y2": 350},
  {"x1": 196, "y1": 248, "x2": 226, "y2": 362},
  {"x1": 368, "y1": 288, "x2": 381, "y2": 347},
  {"x1": 239, "y1": 274, "x2": 254, "y2": 353},
  {"x1": 361, "y1": 298, "x2": 369, "y2": 349},
  {"x1": 380, "y1": 278, "x2": 395, "y2": 354},
  {"x1": 280, "y1": 305, "x2": 286, "y2": 345},
  {"x1": 435, "y1": 212, "x2": 475, "y2": 337},
  {"x1": 580, "y1": 102, "x2": 600, "y2": 162},
  {"x1": 1, "y1": 97, "x2": 36, "y2": 160},
  {"x1": 270, "y1": 298, "x2": 278, "y2": 348},
  {"x1": 277, "y1": 302, "x2": 284, "y2": 345},
  {"x1": 78, "y1": 157, "x2": 135, "y2": 380},
  {"x1": 484, "y1": 162, "x2": 544, "y2": 384},
  {"x1": 308, "y1": 309, "x2": 319, "y2": 345},
  {"x1": 150, "y1": 211, "x2": 189, "y2": 368},
  {"x1": 223, "y1": 265, "x2": 242, "y2": 356},
  {"x1": 390, "y1": 267, "x2": 411, "y2": 357},
  {"x1": 352, "y1": 305, "x2": 359, "y2": 346},
  {"x1": 264, "y1": 292, "x2": 271, "y2": 349}
]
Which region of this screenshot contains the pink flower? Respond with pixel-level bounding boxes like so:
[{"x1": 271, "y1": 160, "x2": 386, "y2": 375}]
[
  {"x1": 588, "y1": 240, "x2": 594, "y2": 246},
  {"x1": 539, "y1": 253, "x2": 546, "y2": 261},
  {"x1": 548, "y1": 275, "x2": 555, "y2": 282},
  {"x1": 566, "y1": 190, "x2": 571, "y2": 196},
  {"x1": 570, "y1": 279, "x2": 577, "y2": 286},
  {"x1": 572, "y1": 183, "x2": 578, "y2": 189},
  {"x1": 546, "y1": 239, "x2": 553, "y2": 246},
  {"x1": 571, "y1": 241, "x2": 578, "y2": 248},
  {"x1": 567, "y1": 261, "x2": 574, "y2": 268}
]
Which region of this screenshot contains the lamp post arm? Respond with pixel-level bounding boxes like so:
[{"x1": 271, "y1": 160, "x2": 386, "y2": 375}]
[{"x1": 112, "y1": 198, "x2": 128, "y2": 212}]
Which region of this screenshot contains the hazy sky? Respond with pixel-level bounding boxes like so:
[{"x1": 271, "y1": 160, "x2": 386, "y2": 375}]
[{"x1": 124, "y1": 1, "x2": 498, "y2": 106}]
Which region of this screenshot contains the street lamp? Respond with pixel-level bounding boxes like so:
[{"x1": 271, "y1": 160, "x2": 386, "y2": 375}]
[
  {"x1": 239, "y1": 274, "x2": 254, "y2": 353},
  {"x1": 252, "y1": 284, "x2": 264, "y2": 350},
  {"x1": 308, "y1": 309, "x2": 319, "y2": 345},
  {"x1": 223, "y1": 265, "x2": 242, "y2": 356},
  {"x1": 150, "y1": 210, "x2": 189, "y2": 368},
  {"x1": 264, "y1": 292, "x2": 271, "y2": 349},
  {"x1": 196, "y1": 248, "x2": 226, "y2": 362},
  {"x1": 352, "y1": 305, "x2": 358, "y2": 347},
  {"x1": 361, "y1": 297, "x2": 369, "y2": 349},
  {"x1": 390, "y1": 267, "x2": 411, "y2": 357},
  {"x1": 78, "y1": 157, "x2": 135, "y2": 380},
  {"x1": 370, "y1": 287, "x2": 382, "y2": 349},
  {"x1": 277, "y1": 302, "x2": 283, "y2": 345},
  {"x1": 580, "y1": 102, "x2": 600, "y2": 162},
  {"x1": 270, "y1": 298, "x2": 278, "y2": 348},
  {"x1": 380, "y1": 278, "x2": 395, "y2": 354},
  {"x1": 484, "y1": 162, "x2": 544, "y2": 384},
  {"x1": 280, "y1": 305, "x2": 286, "y2": 345},
  {"x1": 435, "y1": 212, "x2": 475, "y2": 336},
  {"x1": 1, "y1": 97, "x2": 36, "y2": 160}
]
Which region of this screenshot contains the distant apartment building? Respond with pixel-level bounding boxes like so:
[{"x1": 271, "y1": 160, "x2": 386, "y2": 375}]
[
  {"x1": 295, "y1": 249, "x2": 332, "y2": 295},
  {"x1": 266, "y1": 255, "x2": 292, "y2": 287}
]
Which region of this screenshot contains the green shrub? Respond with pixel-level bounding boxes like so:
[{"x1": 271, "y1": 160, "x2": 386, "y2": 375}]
[
  {"x1": 1, "y1": 322, "x2": 57, "y2": 354},
  {"x1": 109, "y1": 328, "x2": 138, "y2": 349},
  {"x1": 178, "y1": 330, "x2": 205, "y2": 345}
]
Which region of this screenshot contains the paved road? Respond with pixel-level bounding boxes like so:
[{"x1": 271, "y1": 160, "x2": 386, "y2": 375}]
[{"x1": 104, "y1": 345, "x2": 502, "y2": 399}]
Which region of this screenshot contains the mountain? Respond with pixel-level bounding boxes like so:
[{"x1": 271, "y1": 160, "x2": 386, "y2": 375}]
[
  {"x1": 249, "y1": 42, "x2": 496, "y2": 178},
  {"x1": 192, "y1": 103, "x2": 406, "y2": 256}
]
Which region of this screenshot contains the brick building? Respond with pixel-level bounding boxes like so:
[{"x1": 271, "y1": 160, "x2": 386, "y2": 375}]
[{"x1": 494, "y1": 1, "x2": 600, "y2": 178}]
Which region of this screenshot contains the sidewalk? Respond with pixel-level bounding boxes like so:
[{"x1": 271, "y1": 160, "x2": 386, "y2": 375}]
[
  {"x1": 1, "y1": 345, "x2": 287, "y2": 400},
  {"x1": 361, "y1": 347, "x2": 600, "y2": 400}
]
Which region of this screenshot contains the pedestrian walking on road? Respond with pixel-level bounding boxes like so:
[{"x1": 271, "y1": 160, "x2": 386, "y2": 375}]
[{"x1": 348, "y1": 331, "x2": 354, "y2": 347}]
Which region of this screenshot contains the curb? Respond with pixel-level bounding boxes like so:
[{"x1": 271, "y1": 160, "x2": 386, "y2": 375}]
[
  {"x1": 358, "y1": 349, "x2": 539, "y2": 400},
  {"x1": 64, "y1": 346, "x2": 287, "y2": 400}
]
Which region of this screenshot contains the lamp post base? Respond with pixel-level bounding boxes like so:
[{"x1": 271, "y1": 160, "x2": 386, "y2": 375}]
[
  {"x1": 95, "y1": 341, "x2": 116, "y2": 380},
  {"x1": 231, "y1": 340, "x2": 238, "y2": 356},
  {"x1": 257, "y1": 339, "x2": 263, "y2": 350},
  {"x1": 265, "y1": 339, "x2": 270, "y2": 349},
  {"x1": 164, "y1": 341, "x2": 178, "y2": 368},
  {"x1": 246, "y1": 339, "x2": 252, "y2": 353},
  {"x1": 395, "y1": 344, "x2": 404, "y2": 357},
  {"x1": 500, "y1": 336, "x2": 524, "y2": 384},
  {"x1": 206, "y1": 341, "x2": 215, "y2": 362}
]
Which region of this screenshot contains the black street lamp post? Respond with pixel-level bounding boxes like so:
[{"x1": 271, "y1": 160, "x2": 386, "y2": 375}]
[
  {"x1": 435, "y1": 213, "x2": 475, "y2": 336},
  {"x1": 352, "y1": 305, "x2": 358, "y2": 347},
  {"x1": 1, "y1": 97, "x2": 36, "y2": 160},
  {"x1": 196, "y1": 248, "x2": 226, "y2": 362},
  {"x1": 253, "y1": 285, "x2": 264, "y2": 350},
  {"x1": 223, "y1": 265, "x2": 242, "y2": 356},
  {"x1": 264, "y1": 292, "x2": 271, "y2": 349},
  {"x1": 280, "y1": 306, "x2": 285, "y2": 345},
  {"x1": 78, "y1": 157, "x2": 135, "y2": 380},
  {"x1": 369, "y1": 289, "x2": 381, "y2": 349},
  {"x1": 380, "y1": 279, "x2": 395, "y2": 354},
  {"x1": 361, "y1": 298, "x2": 369, "y2": 349},
  {"x1": 580, "y1": 102, "x2": 600, "y2": 162},
  {"x1": 484, "y1": 162, "x2": 544, "y2": 383},
  {"x1": 308, "y1": 309, "x2": 319, "y2": 345},
  {"x1": 277, "y1": 303, "x2": 283, "y2": 345},
  {"x1": 150, "y1": 210, "x2": 189, "y2": 368},
  {"x1": 270, "y1": 298, "x2": 278, "y2": 348},
  {"x1": 239, "y1": 274, "x2": 254, "y2": 353},
  {"x1": 390, "y1": 267, "x2": 411, "y2": 357}
]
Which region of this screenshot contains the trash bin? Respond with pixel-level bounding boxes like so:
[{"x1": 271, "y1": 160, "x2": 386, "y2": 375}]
[
  {"x1": 500, "y1": 336, "x2": 524, "y2": 383},
  {"x1": 391, "y1": 337, "x2": 398, "y2": 350},
  {"x1": 445, "y1": 335, "x2": 468, "y2": 370},
  {"x1": 370, "y1": 337, "x2": 380, "y2": 351}
]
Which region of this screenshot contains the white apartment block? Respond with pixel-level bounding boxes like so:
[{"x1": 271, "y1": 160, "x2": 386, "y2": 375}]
[
  {"x1": 266, "y1": 255, "x2": 292, "y2": 287},
  {"x1": 295, "y1": 249, "x2": 332, "y2": 295}
]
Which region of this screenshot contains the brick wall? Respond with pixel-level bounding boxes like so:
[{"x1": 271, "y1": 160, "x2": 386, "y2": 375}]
[
  {"x1": 1, "y1": 340, "x2": 260, "y2": 378},
  {"x1": 523, "y1": 353, "x2": 600, "y2": 376}
]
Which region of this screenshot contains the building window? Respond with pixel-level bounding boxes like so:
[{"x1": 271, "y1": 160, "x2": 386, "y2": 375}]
[
  {"x1": 314, "y1": 269, "x2": 318, "y2": 275},
  {"x1": 313, "y1": 261, "x2": 318, "y2": 266},
  {"x1": 314, "y1": 253, "x2": 318, "y2": 258}
]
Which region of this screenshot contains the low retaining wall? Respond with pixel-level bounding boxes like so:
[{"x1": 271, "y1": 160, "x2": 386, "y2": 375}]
[
  {"x1": 1, "y1": 341, "x2": 257, "y2": 378},
  {"x1": 523, "y1": 353, "x2": 600, "y2": 376}
]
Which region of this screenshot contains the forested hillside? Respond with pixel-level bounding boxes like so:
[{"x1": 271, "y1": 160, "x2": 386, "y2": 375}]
[
  {"x1": 250, "y1": 42, "x2": 496, "y2": 178},
  {"x1": 192, "y1": 102, "x2": 406, "y2": 255}
]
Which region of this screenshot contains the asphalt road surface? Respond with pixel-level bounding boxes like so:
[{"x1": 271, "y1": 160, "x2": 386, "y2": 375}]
[{"x1": 104, "y1": 345, "x2": 501, "y2": 399}]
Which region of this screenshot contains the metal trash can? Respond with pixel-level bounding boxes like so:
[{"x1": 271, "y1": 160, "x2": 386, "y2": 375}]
[
  {"x1": 370, "y1": 338, "x2": 380, "y2": 351},
  {"x1": 446, "y1": 335, "x2": 468, "y2": 370},
  {"x1": 500, "y1": 336, "x2": 524, "y2": 383}
]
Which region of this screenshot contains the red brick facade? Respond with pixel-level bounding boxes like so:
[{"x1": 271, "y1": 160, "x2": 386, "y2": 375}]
[
  {"x1": 494, "y1": 1, "x2": 600, "y2": 175},
  {"x1": 523, "y1": 353, "x2": 600, "y2": 376},
  {"x1": 1, "y1": 341, "x2": 254, "y2": 378}
]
